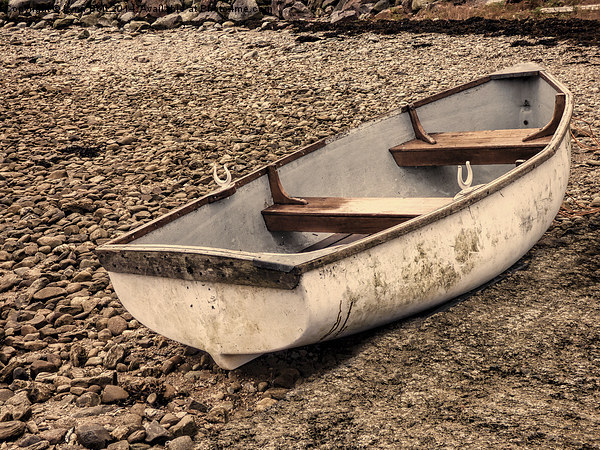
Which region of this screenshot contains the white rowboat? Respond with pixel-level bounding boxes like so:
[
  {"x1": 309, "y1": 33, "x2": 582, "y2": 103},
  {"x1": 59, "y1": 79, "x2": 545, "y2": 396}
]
[{"x1": 97, "y1": 64, "x2": 572, "y2": 369}]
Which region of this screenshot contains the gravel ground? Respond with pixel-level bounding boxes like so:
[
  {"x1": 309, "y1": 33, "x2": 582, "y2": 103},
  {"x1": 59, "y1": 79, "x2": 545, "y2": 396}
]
[{"x1": 1, "y1": 23, "x2": 599, "y2": 449}]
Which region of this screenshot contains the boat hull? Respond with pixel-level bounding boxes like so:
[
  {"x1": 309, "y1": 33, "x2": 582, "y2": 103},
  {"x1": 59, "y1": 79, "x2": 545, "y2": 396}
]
[{"x1": 107, "y1": 128, "x2": 570, "y2": 369}]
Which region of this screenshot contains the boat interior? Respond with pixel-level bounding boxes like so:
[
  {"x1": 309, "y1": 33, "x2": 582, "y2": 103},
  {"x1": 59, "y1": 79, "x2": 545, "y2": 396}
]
[{"x1": 125, "y1": 73, "x2": 564, "y2": 256}]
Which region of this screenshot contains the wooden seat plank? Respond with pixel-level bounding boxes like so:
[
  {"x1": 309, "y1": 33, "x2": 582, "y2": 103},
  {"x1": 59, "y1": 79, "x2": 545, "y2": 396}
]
[
  {"x1": 262, "y1": 197, "x2": 452, "y2": 234},
  {"x1": 390, "y1": 128, "x2": 551, "y2": 166}
]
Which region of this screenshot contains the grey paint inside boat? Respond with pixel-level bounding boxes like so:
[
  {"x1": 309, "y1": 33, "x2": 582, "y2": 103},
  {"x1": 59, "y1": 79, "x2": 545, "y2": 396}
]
[{"x1": 131, "y1": 77, "x2": 557, "y2": 254}]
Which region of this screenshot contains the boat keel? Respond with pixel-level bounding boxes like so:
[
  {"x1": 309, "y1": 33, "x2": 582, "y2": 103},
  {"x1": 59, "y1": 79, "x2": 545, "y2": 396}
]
[{"x1": 210, "y1": 352, "x2": 264, "y2": 370}]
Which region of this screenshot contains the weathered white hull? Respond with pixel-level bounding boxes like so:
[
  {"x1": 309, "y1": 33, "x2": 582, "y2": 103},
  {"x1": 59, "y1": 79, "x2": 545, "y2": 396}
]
[
  {"x1": 108, "y1": 133, "x2": 570, "y2": 369},
  {"x1": 99, "y1": 64, "x2": 573, "y2": 369}
]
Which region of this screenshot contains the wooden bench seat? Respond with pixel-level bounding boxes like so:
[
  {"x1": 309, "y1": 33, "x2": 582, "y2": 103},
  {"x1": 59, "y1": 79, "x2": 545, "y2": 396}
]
[
  {"x1": 389, "y1": 128, "x2": 552, "y2": 167},
  {"x1": 262, "y1": 196, "x2": 453, "y2": 234}
]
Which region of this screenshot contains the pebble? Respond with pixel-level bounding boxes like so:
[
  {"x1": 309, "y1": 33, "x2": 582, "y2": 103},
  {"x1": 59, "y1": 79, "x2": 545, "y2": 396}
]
[
  {"x1": 76, "y1": 423, "x2": 112, "y2": 449},
  {"x1": 102, "y1": 385, "x2": 129, "y2": 403},
  {"x1": 0, "y1": 420, "x2": 26, "y2": 441},
  {"x1": 39, "y1": 428, "x2": 68, "y2": 444},
  {"x1": 167, "y1": 435, "x2": 194, "y2": 450},
  {"x1": 169, "y1": 415, "x2": 197, "y2": 437},
  {"x1": 255, "y1": 397, "x2": 279, "y2": 411},
  {"x1": 32, "y1": 286, "x2": 67, "y2": 301},
  {"x1": 104, "y1": 344, "x2": 126, "y2": 369},
  {"x1": 107, "y1": 441, "x2": 131, "y2": 450},
  {"x1": 76, "y1": 392, "x2": 101, "y2": 407},
  {"x1": 144, "y1": 420, "x2": 171, "y2": 443}
]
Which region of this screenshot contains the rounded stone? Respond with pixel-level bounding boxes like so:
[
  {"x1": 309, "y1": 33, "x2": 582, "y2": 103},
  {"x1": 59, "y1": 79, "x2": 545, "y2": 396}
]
[
  {"x1": 106, "y1": 316, "x2": 128, "y2": 336},
  {"x1": 102, "y1": 385, "x2": 129, "y2": 403}
]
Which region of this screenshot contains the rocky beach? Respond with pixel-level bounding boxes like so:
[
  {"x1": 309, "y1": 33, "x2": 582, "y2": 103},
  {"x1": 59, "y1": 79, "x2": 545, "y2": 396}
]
[{"x1": 1, "y1": 19, "x2": 600, "y2": 449}]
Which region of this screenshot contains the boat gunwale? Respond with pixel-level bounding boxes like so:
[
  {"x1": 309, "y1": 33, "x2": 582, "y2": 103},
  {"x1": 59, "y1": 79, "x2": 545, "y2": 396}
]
[{"x1": 96, "y1": 66, "x2": 573, "y2": 288}]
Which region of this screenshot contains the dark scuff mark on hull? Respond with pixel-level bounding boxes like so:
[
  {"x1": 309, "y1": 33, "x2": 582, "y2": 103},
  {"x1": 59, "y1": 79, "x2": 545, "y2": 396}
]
[
  {"x1": 319, "y1": 299, "x2": 344, "y2": 341},
  {"x1": 334, "y1": 300, "x2": 355, "y2": 338}
]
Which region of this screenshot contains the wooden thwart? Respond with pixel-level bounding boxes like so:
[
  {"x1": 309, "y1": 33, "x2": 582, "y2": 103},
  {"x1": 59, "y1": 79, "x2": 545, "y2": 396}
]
[
  {"x1": 262, "y1": 197, "x2": 453, "y2": 234},
  {"x1": 263, "y1": 166, "x2": 452, "y2": 234},
  {"x1": 389, "y1": 128, "x2": 551, "y2": 166},
  {"x1": 392, "y1": 93, "x2": 565, "y2": 167}
]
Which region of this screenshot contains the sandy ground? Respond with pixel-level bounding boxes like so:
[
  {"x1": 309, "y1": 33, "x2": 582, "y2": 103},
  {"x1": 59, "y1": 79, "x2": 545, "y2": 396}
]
[{"x1": 0, "y1": 21, "x2": 599, "y2": 449}]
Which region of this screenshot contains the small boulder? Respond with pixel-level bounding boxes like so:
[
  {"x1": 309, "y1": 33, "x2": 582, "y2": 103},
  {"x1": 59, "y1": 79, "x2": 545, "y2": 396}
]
[
  {"x1": 16, "y1": 434, "x2": 43, "y2": 448},
  {"x1": 374, "y1": 8, "x2": 392, "y2": 19},
  {"x1": 53, "y1": 16, "x2": 76, "y2": 28},
  {"x1": 229, "y1": 0, "x2": 262, "y2": 21},
  {"x1": 70, "y1": 343, "x2": 88, "y2": 367},
  {"x1": 282, "y1": 1, "x2": 313, "y2": 20},
  {"x1": 192, "y1": 11, "x2": 223, "y2": 23},
  {"x1": 8, "y1": 0, "x2": 31, "y2": 15},
  {"x1": 330, "y1": 9, "x2": 357, "y2": 23},
  {"x1": 40, "y1": 428, "x2": 68, "y2": 445},
  {"x1": 0, "y1": 274, "x2": 21, "y2": 293},
  {"x1": 151, "y1": 13, "x2": 181, "y2": 29},
  {"x1": 70, "y1": 0, "x2": 89, "y2": 10},
  {"x1": 372, "y1": 0, "x2": 389, "y2": 11},
  {"x1": 273, "y1": 368, "x2": 300, "y2": 389},
  {"x1": 30, "y1": 359, "x2": 58, "y2": 378},
  {"x1": 107, "y1": 441, "x2": 130, "y2": 450},
  {"x1": 410, "y1": 0, "x2": 433, "y2": 10},
  {"x1": 205, "y1": 406, "x2": 228, "y2": 423},
  {"x1": 103, "y1": 344, "x2": 126, "y2": 370}
]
